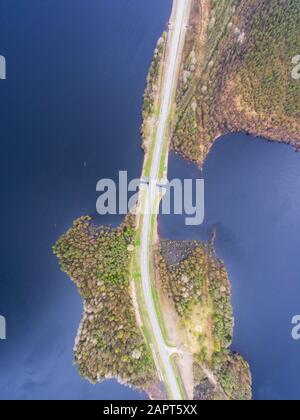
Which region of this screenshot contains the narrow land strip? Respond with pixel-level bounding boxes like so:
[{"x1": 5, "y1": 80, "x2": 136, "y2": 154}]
[{"x1": 137, "y1": 0, "x2": 192, "y2": 400}]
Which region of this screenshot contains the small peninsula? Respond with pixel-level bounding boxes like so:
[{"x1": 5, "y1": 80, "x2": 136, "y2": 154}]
[
  {"x1": 173, "y1": 0, "x2": 300, "y2": 165},
  {"x1": 156, "y1": 240, "x2": 251, "y2": 400},
  {"x1": 53, "y1": 216, "x2": 157, "y2": 389}
]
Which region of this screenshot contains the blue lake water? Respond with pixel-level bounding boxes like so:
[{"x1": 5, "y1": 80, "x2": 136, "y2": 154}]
[
  {"x1": 1, "y1": 1, "x2": 300, "y2": 402},
  {"x1": 0, "y1": 0, "x2": 172, "y2": 400},
  {"x1": 159, "y1": 134, "x2": 300, "y2": 400}
]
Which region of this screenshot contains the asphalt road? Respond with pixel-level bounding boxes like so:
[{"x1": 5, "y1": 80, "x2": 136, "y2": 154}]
[{"x1": 140, "y1": 0, "x2": 190, "y2": 400}]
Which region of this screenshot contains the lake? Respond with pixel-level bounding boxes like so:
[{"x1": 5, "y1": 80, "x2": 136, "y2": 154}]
[
  {"x1": 1, "y1": 0, "x2": 299, "y2": 401},
  {"x1": 0, "y1": 0, "x2": 172, "y2": 400}
]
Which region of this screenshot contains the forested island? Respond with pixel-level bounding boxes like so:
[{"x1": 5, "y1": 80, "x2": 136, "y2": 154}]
[
  {"x1": 53, "y1": 216, "x2": 157, "y2": 389},
  {"x1": 156, "y1": 240, "x2": 251, "y2": 400}
]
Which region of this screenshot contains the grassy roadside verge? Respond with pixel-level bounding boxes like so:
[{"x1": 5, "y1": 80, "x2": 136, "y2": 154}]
[{"x1": 129, "y1": 0, "x2": 193, "y2": 399}]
